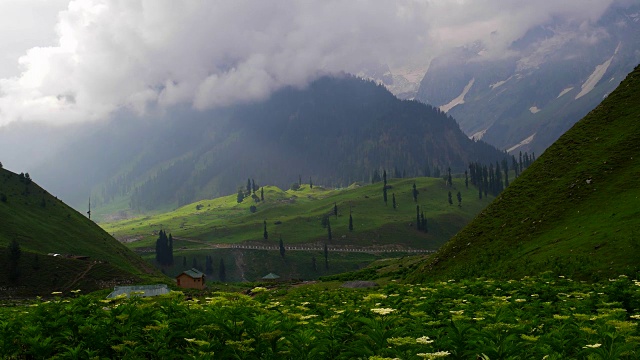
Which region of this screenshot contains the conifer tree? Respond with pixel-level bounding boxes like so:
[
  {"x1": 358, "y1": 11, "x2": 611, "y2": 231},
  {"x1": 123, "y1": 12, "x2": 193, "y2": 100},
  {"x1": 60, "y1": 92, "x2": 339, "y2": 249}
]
[
  {"x1": 324, "y1": 243, "x2": 329, "y2": 269},
  {"x1": 465, "y1": 170, "x2": 468, "y2": 188},
  {"x1": 247, "y1": 178, "x2": 252, "y2": 194},
  {"x1": 263, "y1": 220, "x2": 268, "y2": 240},
  {"x1": 237, "y1": 189, "x2": 244, "y2": 203},
  {"x1": 252, "y1": 179, "x2": 256, "y2": 193},
  {"x1": 205, "y1": 255, "x2": 213, "y2": 275},
  {"x1": 457, "y1": 191, "x2": 462, "y2": 207},
  {"x1": 168, "y1": 233, "x2": 174, "y2": 265},
  {"x1": 279, "y1": 237, "x2": 285, "y2": 258},
  {"x1": 421, "y1": 213, "x2": 427, "y2": 232},
  {"x1": 219, "y1": 258, "x2": 226, "y2": 282},
  {"x1": 383, "y1": 170, "x2": 387, "y2": 187},
  {"x1": 334, "y1": 202, "x2": 338, "y2": 218},
  {"x1": 519, "y1": 151, "x2": 523, "y2": 173},
  {"x1": 383, "y1": 186, "x2": 388, "y2": 205},
  {"x1": 412, "y1": 182, "x2": 419, "y2": 202},
  {"x1": 372, "y1": 169, "x2": 381, "y2": 184},
  {"x1": 392, "y1": 193, "x2": 396, "y2": 209},
  {"x1": 448, "y1": 191, "x2": 453, "y2": 205},
  {"x1": 260, "y1": 187, "x2": 264, "y2": 201},
  {"x1": 349, "y1": 210, "x2": 354, "y2": 232},
  {"x1": 447, "y1": 167, "x2": 452, "y2": 187},
  {"x1": 416, "y1": 205, "x2": 421, "y2": 230}
]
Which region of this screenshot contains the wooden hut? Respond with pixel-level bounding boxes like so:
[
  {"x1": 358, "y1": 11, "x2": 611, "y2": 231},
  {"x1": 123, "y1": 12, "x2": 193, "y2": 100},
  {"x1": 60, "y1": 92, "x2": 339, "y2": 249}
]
[{"x1": 176, "y1": 268, "x2": 206, "y2": 289}]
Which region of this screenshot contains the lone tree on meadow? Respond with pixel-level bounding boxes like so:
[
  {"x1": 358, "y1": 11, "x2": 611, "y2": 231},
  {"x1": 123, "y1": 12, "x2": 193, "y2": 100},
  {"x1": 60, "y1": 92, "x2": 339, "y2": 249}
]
[
  {"x1": 383, "y1": 186, "x2": 388, "y2": 205},
  {"x1": 333, "y1": 202, "x2": 338, "y2": 218},
  {"x1": 412, "y1": 183, "x2": 419, "y2": 202},
  {"x1": 279, "y1": 237, "x2": 285, "y2": 258},
  {"x1": 457, "y1": 191, "x2": 462, "y2": 207},
  {"x1": 448, "y1": 191, "x2": 453, "y2": 206},
  {"x1": 260, "y1": 187, "x2": 264, "y2": 201},
  {"x1": 237, "y1": 189, "x2": 244, "y2": 203},
  {"x1": 263, "y1": 220, "x2": 268, "y2": 240},
  {"x1": 349, "y1": 209, "x2": 354, "y2": 232}
]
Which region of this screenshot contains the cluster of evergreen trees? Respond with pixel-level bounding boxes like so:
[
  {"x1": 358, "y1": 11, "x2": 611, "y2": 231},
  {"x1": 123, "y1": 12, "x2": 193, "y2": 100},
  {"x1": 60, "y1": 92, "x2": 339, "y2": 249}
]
[
  {"x1": 237, "y1": 178, "x2": 264, "y2": 204},
  {"x1": 154, "y1": 230, "x2": 174, "y2": 266},
  {"x1": 468, "y1": 152, "x2": 535, "y2": 199}
]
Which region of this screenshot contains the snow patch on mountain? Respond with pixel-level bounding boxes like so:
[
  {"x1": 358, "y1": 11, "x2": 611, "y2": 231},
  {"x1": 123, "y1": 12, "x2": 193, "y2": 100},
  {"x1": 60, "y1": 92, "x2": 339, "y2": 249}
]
[
  {"x1": 490, "y1": 78, "x2": 510, "y2": 89},
  {"x1": 557, "y1": 87, "x2": 574, "y2": 98},
  {"x1": 440, "y1": 78, "x2": 475, "y2": 113},
  {"x1": 507, "y1": 133, "x2": 536, "y2": 153},
  {"x1": 529, "y1": 106, "x2": 541, "y2": 114},
  {"x1": 576, "y1": 43, "x2": 620, "y2": 100},
  {"x1": 469, "y1": 128, "x2": 488, "y2": 141}
]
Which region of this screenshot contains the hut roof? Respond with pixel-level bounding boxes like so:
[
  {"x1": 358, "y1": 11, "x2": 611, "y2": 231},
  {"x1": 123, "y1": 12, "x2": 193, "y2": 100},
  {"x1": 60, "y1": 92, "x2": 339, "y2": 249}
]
[
  {"x1": 262, "y1": 273, "x2": 281, "y2": 280},
  {"x1": 179, "y1": 268, "x2": 205, "y2": 279}
]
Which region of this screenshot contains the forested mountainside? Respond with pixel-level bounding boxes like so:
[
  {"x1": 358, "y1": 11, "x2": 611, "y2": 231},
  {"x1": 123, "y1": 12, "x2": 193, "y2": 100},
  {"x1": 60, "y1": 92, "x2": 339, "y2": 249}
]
[{"x1": 25, "y1": 75, "x2": 504, "y2": 213}]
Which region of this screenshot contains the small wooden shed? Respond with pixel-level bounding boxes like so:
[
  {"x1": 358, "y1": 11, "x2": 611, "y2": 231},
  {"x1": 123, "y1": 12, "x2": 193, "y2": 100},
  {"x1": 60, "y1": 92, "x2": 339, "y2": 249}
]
[{"x1": 176, "y1": 268, "x2": 206, "y2": 289}]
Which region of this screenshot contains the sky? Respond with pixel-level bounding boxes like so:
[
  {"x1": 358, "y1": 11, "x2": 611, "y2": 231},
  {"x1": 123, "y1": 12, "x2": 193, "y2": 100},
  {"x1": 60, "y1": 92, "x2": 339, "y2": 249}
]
[{"x1": 0, "y1": 0, "x2": 615, "y2": 127}]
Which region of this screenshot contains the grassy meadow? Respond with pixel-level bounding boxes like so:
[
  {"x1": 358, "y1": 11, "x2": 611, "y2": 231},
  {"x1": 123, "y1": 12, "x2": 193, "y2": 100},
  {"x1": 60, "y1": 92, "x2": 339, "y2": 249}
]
[{"x1": 3, "y1": 274, "x2": 640, "y2": 359}]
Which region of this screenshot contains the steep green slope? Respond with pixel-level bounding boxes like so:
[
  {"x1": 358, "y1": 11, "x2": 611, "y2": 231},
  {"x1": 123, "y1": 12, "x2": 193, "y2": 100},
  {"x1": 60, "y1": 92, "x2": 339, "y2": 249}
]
[
  {"x1": 407, "y1": 65, "x2": 640, "y2": 282},
  {"x1": 0, "y1": 168, "x2": 166, "y2": 296}
]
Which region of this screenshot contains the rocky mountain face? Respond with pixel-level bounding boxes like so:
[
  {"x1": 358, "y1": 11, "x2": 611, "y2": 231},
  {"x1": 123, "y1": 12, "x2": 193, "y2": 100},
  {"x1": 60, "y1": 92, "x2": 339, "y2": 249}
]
[{"x1": 415, "y1": 2, "x2": 640, "y2": 155}]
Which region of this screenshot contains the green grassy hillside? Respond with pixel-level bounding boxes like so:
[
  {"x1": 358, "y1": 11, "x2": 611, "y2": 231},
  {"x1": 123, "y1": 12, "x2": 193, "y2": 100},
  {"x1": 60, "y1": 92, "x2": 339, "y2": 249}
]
[
  {"x1": 0, "y1": 168, "x2": 166, "y2": 296},
  {"x1": 407, "y1": 64, "x2": 640, "y2": 282},
  {"x1": 101, "y1": 176, "x2": 492, "y2": 280}
]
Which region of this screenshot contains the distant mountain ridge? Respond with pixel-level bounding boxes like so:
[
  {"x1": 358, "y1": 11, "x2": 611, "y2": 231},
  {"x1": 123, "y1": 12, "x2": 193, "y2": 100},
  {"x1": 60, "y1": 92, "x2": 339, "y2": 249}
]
[
  {"x1": 15, "y1": 74, "x2": 505, "y2": 213},
  {"x1": 415, "y1": 1, "x2": 640, "y2": 154}
]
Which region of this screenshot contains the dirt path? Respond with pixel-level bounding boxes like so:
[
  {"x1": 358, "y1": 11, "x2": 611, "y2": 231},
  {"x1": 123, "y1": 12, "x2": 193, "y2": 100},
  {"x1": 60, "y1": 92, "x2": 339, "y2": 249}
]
[
  {"x1": 62, "y1": 262, "x2": 95, "y2": 291},
  {"x1": 233, "y1": 250, "x2": 248, "y2": 282}
]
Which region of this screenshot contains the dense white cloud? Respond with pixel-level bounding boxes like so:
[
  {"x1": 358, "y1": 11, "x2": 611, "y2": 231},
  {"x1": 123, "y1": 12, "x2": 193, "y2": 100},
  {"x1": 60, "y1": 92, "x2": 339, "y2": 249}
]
[{"x1": 0, "y1": 0, "x2": 615, "y2": 126}]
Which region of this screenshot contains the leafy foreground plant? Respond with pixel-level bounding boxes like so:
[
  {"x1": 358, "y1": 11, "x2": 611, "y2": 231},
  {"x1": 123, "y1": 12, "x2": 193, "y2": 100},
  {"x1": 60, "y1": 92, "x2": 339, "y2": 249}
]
[{"x1": 2, "y1": 274, "x2": 640, "y2": 359}]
